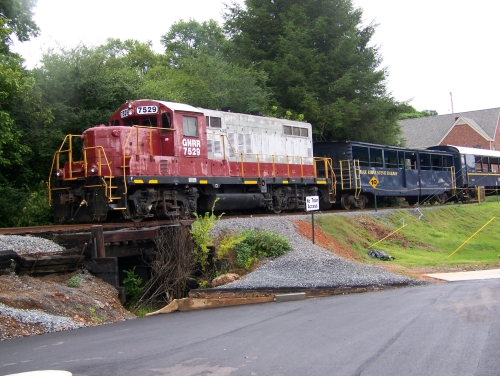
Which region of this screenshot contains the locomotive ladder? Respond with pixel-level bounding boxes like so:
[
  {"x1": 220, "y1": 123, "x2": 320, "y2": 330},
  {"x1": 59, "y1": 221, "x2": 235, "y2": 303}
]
[
  {"x1": 450, "y1": 166, "x2": 456, "y2": 196},
  {"x1": 339, "y1": 160, "x2": 361, "y2": 199},
  {"x1": 339, "y1": 160, "x2": 352, "y2": 190},
  {"x1": 353, "y1": 159, "x2": 362, "y2": 199}
]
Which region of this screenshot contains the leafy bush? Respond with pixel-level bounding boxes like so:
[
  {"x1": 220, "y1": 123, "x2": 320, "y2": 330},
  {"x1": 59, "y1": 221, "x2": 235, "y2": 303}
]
[
  {"x1": 67, "y1": 275, "x2": 82, "y2": 288},
  {"x1": 123, "y1": 266, "x2": 144, "y2": 306},
  {"x1": 216, "y1": 230, "x2": 246, "y2": 261},
  {"x1": 15, "y1": 183, "x2": 52, "y2": 227},
  {"x1": 0, "y1": 183, "x2": 52, "y2": 227},
  {"x1": 231, "y1": 229, "x2": 292, "y2": 270},
  {"x1": 190, "y1": 199, "x2": 223, "y2": 272},
  {"x1": 240, "y1": 229, "x2": 292, "y2": 258},
  {"x1": 234, "y1": 242, "x2": 255, "y2": 269}
]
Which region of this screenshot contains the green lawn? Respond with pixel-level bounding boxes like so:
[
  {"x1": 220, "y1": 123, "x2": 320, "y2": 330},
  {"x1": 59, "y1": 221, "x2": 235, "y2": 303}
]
[{"x1": 316, "y1": 202, "x2": 500, "y2": 269}]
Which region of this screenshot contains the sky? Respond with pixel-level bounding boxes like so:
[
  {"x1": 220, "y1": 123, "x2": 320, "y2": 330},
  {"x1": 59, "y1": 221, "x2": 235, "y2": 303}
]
[{"x1": 12, "y1": 0, "x2": 500, "y2": 116}]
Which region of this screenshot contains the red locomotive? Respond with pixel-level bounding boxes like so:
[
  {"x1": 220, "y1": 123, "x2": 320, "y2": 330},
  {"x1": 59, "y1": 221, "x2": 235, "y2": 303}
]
[{"x1": 48, "y1": 99, "x2": 335, "y2": 222}]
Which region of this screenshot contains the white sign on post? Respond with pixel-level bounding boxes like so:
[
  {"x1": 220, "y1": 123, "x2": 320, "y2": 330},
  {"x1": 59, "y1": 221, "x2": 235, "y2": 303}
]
[{"x1": 306, "y1": 195, "x2": 320, "y2": 211}]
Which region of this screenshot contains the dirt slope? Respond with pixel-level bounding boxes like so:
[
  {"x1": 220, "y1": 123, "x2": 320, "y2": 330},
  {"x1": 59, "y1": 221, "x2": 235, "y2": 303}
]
[{"x1": 0, "y1": 270, "x2": 135, "y2": 340}]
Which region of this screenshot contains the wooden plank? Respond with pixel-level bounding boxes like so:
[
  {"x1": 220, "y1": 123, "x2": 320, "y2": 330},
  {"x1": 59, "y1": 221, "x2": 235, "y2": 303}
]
[
  {"x1": 91, "y1": 225, "x2": 105, "y2": 258},
  {"x1": 18, "y1": 255, "x2": 85, "y2": 267},
  {"x1": 0, "y1": 250, "x2": 19, "y2": 261},
  {"x1": 147, "y1": 297, "x2": 275, "y2": 315},
  {"x1": 102, "y1": 227, "x2": 160, "y2": 243},
  {"x1": 55, "y1": 226, "x2": 162, "y2": 243},
  {"x1": 18, "y1": 265, "x2": 79, "y2": 273}
]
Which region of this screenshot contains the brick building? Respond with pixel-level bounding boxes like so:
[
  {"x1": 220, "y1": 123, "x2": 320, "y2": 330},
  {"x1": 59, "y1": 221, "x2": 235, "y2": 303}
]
[{"x1": 399, "y1": 107, "x2": 500, "y2": 149}]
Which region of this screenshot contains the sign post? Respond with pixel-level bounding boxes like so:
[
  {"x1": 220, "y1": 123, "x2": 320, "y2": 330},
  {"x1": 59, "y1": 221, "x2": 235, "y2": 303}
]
[
  {"x1": 306, "y1": 196, "x2": 320, "y2": 244},
  {"x1": 369, "y1": 176, "x2": 379, "y2": 212}
]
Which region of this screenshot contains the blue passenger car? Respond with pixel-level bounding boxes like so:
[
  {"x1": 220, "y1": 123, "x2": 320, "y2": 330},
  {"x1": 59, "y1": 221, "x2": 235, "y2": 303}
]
[
  {"x1": 314, "y1": 141, "x2": 455, "y2": 209},
  {"x1": 428, "y1": 145, "x2": 500, "y2": 201}
]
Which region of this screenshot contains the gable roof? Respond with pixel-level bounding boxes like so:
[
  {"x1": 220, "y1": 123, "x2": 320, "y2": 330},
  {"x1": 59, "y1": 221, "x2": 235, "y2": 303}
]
[
  {"x1": 438, "y1": 116, "x2": 493, "y2": 143},
  {"x1": 399, "y1": 108, "x2": 500, "y2": 148}
]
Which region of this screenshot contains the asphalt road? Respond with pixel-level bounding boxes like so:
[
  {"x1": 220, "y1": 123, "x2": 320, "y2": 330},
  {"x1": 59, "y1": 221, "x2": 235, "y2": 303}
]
[{"x1": 1, "y1": 279, "x2": 499, "y2": 376}]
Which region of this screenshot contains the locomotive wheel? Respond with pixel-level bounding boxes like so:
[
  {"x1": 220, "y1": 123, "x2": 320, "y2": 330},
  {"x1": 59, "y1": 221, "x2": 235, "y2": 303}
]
[
  {"x1": 179, "y1": 202, "x2": 191, "y2": 219},
  {"x1": 272, "y1": 205, "x2": 283, "y2": 214},
  {"x1": 356, "y1": 195, "x2": 367, "y2": 209},
  {"x1": 340, "y1": 194, "x2": 351, "y2": 210},
  {"x1": 437, "y1": 193, "x2": 448, "y2": 205},
  {"x1": 123, "y1": 204, "x2": 145, "y2": 222},
  {"x1": 406, "y1": 196, "x2": 419, "y2": 206},
  {"x1": 429, "y1": 196, "x2": 437, "y2": 205}
]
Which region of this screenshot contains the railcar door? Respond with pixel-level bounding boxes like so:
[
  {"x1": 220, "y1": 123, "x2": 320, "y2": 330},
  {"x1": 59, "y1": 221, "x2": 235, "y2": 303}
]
[
  {"x1": 159, "y1": 112, "x2": 175, "y2": 156},
  {"x1": 403, "y1": 151, "x2": 419, "y2": 192}
]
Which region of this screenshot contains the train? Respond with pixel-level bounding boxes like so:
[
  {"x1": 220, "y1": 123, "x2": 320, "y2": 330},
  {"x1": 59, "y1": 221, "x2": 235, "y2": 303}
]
[
  {"x1": 48, "y1": 99, "x2": 500, "y2": 223},
  {"x1": 314, "y1": 142, "x2": 500, "y2": 209}
]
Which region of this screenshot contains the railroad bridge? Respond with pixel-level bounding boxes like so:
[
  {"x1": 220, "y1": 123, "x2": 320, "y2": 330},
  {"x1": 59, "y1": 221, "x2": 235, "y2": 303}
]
[{"x1": 0, "y1": 221, "x2": 193, "y2": 301}]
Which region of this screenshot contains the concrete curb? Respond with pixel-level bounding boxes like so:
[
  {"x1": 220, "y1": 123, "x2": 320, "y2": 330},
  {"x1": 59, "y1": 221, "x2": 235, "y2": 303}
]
[{"x1": 274, "y1": 292, "x2": 307, "y2": 302}]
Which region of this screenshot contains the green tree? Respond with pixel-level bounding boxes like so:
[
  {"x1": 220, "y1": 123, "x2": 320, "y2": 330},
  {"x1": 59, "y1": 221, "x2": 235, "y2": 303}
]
[
  {"x1": 154, "y1": 20, "x2": 269, "y2": 113},
  {"x1": 398, "y1": 105, "x2": 438, "y2": 120},
  {"x1": 32, "y1": 39, "x2": 153, "y2": 136},
  {"x1": 0, "y1": 0, "x2": 53, "y2": 226},
  {"x1": 224, "y1": 0, "x2": 405, "y2": 145},
  {"x1": 162, "y1": 19, "x2": 227, "y2": 65},
  {"x1": 0, "y1": 0, "x2": 39, "y2": 47}
]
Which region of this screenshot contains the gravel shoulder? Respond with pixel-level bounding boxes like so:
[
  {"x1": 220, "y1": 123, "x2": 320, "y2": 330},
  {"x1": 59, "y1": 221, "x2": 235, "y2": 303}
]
[{"x1": 210, "y1": 213, "x2": 427, "y2": 291}]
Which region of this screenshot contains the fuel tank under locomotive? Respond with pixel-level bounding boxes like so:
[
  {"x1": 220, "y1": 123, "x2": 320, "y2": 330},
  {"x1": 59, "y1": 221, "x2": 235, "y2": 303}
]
[
  {"x1": 197, "y1": 193, "x2": 267, "y2": 212},
  {"x1": 197, "y1": 185, "x2": 320, "y2": 213}
]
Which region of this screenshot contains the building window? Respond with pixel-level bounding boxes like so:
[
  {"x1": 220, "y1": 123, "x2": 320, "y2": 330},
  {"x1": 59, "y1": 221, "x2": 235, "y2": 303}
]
[{"x1": 183, "y1": 116, "x2": 198, "y2": 137}]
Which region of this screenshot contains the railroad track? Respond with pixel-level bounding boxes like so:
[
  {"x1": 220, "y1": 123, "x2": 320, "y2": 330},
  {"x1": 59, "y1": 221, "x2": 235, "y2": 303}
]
[
  {"x1": 0, "y1": 202, "x2": 427, "y2": 236},
  {"x1": 0, "y1": 219, "x2": 193, "y2": 236}
]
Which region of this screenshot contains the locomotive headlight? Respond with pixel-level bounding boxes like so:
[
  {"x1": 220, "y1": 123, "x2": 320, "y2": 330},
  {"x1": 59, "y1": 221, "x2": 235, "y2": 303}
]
[
  {"x1": 89, "y1": 165, "x2": 97, "y2": 175},
  {"x1": 55, "y1": 169, "x2": 64, "y2": 178},
  {"x1": 128, "y1": 109, "x2": 133, "y2": 116}
]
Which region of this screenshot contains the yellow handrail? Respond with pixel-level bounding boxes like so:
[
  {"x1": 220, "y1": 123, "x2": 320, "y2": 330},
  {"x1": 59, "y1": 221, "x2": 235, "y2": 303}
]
[
  {"x1": 209, "y1": 133, "x2": 317, "y2": 180},
  {"x1": 47, "y1": 134, "x2": 83, "y2": 204},
  {"x1": 121, "y1": 125, "x2": 174, "y2": 194},
  {"x1": 82, "y1": 146, "x2": 114, "y2": 198}
]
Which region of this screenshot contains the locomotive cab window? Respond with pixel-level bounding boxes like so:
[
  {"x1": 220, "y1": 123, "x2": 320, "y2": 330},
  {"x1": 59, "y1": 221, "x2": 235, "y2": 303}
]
[
  {"x1": 162, "y1": 113, "x2": 172, "y2": 128},
  {"x1": 141, "y1": 117, "x2": 157, "y2": 127},
  {"x1": 124, "y1": 119, "x2": 140, "y2": 126},
  {"x1": 183, "y1": 116, "x2": 198, "y2": 137}
]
